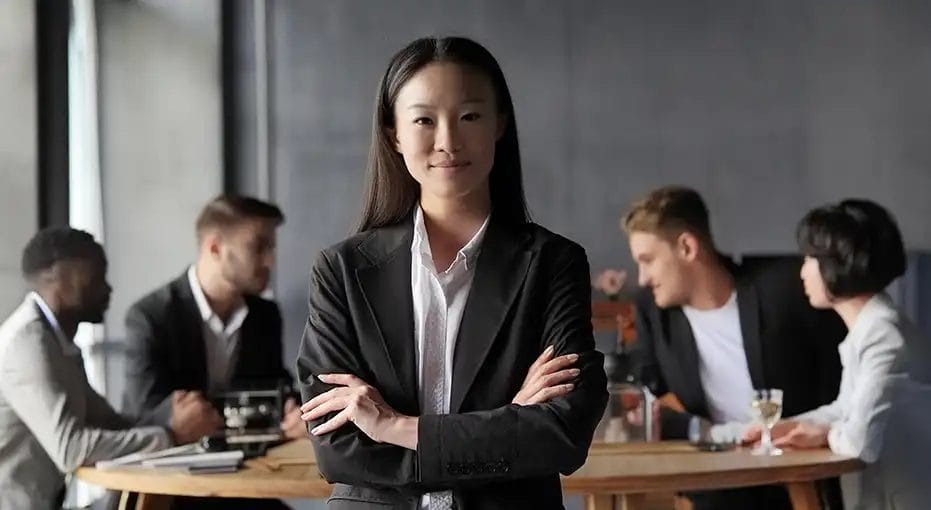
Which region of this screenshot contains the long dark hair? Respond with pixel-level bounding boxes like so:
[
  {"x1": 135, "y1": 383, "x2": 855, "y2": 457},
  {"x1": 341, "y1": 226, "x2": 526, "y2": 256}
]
[{"x1": 357, "y1": 36, "x2": 530, "y2": 232}]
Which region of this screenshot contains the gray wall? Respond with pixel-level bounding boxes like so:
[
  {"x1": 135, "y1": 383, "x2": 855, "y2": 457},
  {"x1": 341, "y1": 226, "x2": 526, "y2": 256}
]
[
  {"x1": 267, "y1": 0, "x2": 931, "y2": 372},
  {"x1": 0, "y1": 0, "x2": 37, "y2": 316},
  {"x1": 97, "y1": 0, "x2": 223, "y2": 343}
]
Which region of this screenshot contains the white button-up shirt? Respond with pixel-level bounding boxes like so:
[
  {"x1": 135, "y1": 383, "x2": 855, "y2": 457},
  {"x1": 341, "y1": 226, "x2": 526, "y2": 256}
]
[
  {"x1": 187, "y1": 266, "x2": 248, "y2": 393},
  {"x1": 411, "y1": 206, "x2": 489, "y2": 508}
]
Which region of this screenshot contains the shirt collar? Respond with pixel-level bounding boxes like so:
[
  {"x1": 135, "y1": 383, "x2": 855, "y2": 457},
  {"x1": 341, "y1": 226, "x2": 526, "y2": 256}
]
[
  {"x1": 28, "y1": 291, "x2": 76, "y2": 353},
  {"x1": 187, "y1": 265, "x2": 249, "y2": 334},
  {"x1": 411, "y1": 205, "x2": 491, "y2": 272},
  {"x1": 848, "y1": 292, "x2": 895, "y2": 335}
]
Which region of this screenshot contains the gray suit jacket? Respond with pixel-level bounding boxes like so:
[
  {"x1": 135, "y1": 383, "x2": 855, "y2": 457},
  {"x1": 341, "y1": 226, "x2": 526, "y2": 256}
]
[
  {"x1": 797, "y1": 293, "x2": 931, "y2": 510},
  {"x1": 0, "y1": 296, "x2": 171, "y2": 509}
]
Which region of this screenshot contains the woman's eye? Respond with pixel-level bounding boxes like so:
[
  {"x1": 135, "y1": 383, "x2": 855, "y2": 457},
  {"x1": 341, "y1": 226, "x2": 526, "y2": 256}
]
[
  {"x1": 462, "y1": 112, "x2": 481, "y2": 121},
  {"x1": 414, "y1": 117, "x2": 434, "y2": 126}
]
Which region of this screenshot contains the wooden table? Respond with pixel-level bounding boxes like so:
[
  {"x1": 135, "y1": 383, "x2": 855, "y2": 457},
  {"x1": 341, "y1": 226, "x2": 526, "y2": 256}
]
[{"x1": 75, "y1": 440, "x2": 862, "y2": 510}]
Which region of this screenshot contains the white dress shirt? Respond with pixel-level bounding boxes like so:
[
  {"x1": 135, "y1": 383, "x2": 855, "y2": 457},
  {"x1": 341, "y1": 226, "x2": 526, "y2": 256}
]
[
  {"x1": 411, "y1": 206, "x2": 490, "y2": 509},
  {"x1": 187, "y1": 266, "x2": 249, "y2": 393}
]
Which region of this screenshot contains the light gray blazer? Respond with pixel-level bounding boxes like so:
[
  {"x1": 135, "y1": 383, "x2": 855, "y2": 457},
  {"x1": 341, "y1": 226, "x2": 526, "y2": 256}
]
[
  {"x1": 0, "y1": 296, "x2": 171, "y2": 509},
  {"x1": 795, "y1": 293, "x2": 931, "y2": 510}
]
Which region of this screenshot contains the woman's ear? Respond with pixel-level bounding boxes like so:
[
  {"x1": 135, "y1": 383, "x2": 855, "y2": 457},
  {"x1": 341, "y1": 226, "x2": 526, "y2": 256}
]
[{"x1": 386, "y1": 127, "x2": 401, "y2": 153}]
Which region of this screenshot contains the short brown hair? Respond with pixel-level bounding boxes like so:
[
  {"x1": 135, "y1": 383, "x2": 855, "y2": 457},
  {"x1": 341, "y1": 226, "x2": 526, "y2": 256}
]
[
  {"x1": 196, "y1": 195, "x2": 284, "y2": 239},
  {"x1": 622, "y1": 186, "x2": 714, "y2": 246}
]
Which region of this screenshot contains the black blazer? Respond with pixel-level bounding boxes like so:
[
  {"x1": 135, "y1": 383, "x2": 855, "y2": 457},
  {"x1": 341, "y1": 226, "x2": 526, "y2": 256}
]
[
  {"x1": 123, "y1": 272, "x2": 292, "y2": 425},
  {"x1": 632, "y1": 256, "x2": 847, "y2": 439},
  {"x1": 296, "y1": 216, "x2": 608, "y2": 510}
]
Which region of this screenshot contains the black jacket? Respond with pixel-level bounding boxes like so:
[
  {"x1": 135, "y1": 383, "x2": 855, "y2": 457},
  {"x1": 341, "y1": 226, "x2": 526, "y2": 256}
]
[
  {"x1": 297, "y1": 216, "x2": 608, "y2": 509},
  {"x1": 632, "y1": 256, "x2": 846, "y2": 439},
  {"x1": 123, "y1": 272, "x2": 292, "y2": 425}
]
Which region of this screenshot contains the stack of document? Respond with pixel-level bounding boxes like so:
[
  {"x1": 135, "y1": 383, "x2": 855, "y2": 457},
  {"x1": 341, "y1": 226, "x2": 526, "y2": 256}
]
[{"x1": 96, "y1": 444, "x2": 244, "y2": 474}]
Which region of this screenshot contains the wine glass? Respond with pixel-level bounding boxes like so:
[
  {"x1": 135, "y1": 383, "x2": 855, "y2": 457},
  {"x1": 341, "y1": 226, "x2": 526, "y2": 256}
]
[{"x1": 750, "y1": 388, "x2": 783, "y2": 456}]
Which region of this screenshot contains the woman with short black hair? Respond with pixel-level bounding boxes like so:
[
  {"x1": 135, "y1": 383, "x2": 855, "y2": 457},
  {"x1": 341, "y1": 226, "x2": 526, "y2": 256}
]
[{"x1": 747, "y1": 199, "x2": 930, "y2": 509}]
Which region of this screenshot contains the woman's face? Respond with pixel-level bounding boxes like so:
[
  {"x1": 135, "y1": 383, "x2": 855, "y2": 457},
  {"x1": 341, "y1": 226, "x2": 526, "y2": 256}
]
[
  {"x1": 390, "y1": 61, "x2": 505, "y2": 205},
  {"x1": 800, "y1": 256, "x2": 833, "y2": 309}
]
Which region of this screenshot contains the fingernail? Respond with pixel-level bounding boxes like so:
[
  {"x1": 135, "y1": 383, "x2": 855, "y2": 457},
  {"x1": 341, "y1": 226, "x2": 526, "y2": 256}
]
[
  {"x1": 302, "y1": 413, "x2": 312, "y2": 420},
  {"x1": 570, "y1": 369, "x2": 580, "y2": 376},
  {"x1": 545, "y1": 345, "x2": 554, "y2": 355},
  {"x1": 310, "y1": 426, "x2": 320, "y2": 435},
  {"x1": 317, "y1": 374, "x2": 329, "y2": 381},
  {"x1": 568, "y1": 354, "x2": 579, "y2": 361},
  {"x1": 566, "y1": 384, "x2": 575, "y2": 390}
]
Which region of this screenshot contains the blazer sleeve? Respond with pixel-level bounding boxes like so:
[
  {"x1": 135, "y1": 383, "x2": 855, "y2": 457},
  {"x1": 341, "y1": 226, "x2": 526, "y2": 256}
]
[
  {"x1": 0, "y1": 323, "x2": 171, "y2": 472},
  {"x1": 825, "y1": 320, "x2": 905, "y2": 463},
  {"x1": 297, "y1": 243, "x2": 608, "y2": 490},
  {"x1": 297, "y1": 249, "x2": 421, "y2": 490},
  {"x1": 631, "y1": 289, "x2": 668, "y2": 397},
  {"x1": 123, "y1": 304, "x2": 173, "y2": 426},
  {"x1": 630, "y1": 291, "x2": 696, "y2": 439}
]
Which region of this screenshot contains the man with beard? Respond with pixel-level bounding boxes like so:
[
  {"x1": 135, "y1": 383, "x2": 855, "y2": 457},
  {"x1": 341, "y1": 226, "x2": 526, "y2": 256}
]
[
  {"x1": 123, "y1": 196, "x2": 303, "y2": 448},
  {"x1": 0, "y1": 228, "x2": 218, "y2": 509}
]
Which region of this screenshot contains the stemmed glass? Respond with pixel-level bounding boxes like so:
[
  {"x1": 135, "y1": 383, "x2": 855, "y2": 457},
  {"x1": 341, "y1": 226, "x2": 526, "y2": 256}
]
[{"x1": 750, "y1": 388, "x2": 783, "y2": 456}]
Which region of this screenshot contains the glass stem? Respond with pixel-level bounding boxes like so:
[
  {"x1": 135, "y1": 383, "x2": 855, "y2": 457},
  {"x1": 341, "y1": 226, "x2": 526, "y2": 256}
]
[{"x1": 762, "y1": 425, "x2": 773, "y2": 452}]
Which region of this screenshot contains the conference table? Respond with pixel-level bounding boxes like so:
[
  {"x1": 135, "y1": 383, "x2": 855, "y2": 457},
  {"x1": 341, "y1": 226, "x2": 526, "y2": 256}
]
[{"x1": 75, "y1": 439, "x2": 862, "y2": 510}]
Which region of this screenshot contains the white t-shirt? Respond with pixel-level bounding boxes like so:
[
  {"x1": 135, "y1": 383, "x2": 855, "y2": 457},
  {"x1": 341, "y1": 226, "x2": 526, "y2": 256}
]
[{"x1": 682, "y1": 292, "x2": 755, "y2": 424}]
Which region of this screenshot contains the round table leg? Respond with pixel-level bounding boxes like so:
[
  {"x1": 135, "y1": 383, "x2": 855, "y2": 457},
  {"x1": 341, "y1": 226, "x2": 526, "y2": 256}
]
[
  {"x1": 118, "y1": 491, "x2": 173, "y2": 510},
  {"x1": 787, "y1": 481, "x2": 821, "y2": 510},
  {"x1": 584, "y1": 494, "x2": 614, "y2": 510},
  {"x1": 583, "y1": 493, "x2": 646, "y2": 510}
]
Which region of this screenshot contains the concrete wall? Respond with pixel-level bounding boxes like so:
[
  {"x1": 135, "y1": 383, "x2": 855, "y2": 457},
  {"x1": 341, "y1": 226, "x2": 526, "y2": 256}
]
[
  {"x1": 267, "y1": 1, "x2": 931, "y2": 373},
  {"x1": 0, "y1": 0, "x2": 37, "y2": 316},
  {"x1": 96, "y1": 0, "x2": 223, "y2": 342}
]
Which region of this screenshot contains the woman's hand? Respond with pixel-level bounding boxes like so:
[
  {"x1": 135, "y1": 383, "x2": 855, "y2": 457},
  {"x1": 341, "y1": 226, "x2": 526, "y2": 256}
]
[
  {"x1": 741, "y1": 420, "x2": 798, "y2": 445},
  {"x1": 773, "y1": 421, "x2": 830, "y2": 449},
  {"x1": 512, "y1": 345, "x2": 579, "y2": 406},
  {"x1": 300, "y1": 374, "x2": 418, "y2": 450}
]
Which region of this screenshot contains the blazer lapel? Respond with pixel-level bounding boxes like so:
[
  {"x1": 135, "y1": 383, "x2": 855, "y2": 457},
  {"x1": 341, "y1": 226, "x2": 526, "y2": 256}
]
[
  {"x1": 355, "y1": 221, "x2": 419, "y2": 414},
  {"x1": 233, "y1": 307, "x2": 260, "y2": 382},
  {"x1": 736, "y1": 278, "x2": 767, "y2": 389},
  {"x1": 665, "y1": 308, "x2": 709, "y2": 415},
  {"x1": 175, "y1": 274, "x2": 209, "y2": 390},
  {"x1": 450, "y1": 220, "x2": 533, "y2": 414}
]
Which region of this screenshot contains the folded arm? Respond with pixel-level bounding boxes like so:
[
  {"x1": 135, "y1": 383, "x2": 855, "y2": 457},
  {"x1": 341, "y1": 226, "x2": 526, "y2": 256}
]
[{"x1": 297, "y1": 244, "x2": 607, "y2": 490}]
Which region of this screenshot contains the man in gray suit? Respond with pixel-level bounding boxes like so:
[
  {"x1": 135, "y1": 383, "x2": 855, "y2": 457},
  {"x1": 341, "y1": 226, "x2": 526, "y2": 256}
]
[{"x1": 0, "y1": 227, "x2": 220, "y2": 509}]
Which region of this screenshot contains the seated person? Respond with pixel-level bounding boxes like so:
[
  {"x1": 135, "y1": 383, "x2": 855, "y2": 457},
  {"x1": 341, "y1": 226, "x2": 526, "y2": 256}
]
[
  {"x1": 123, "y1": 195, "x2": 302, "y2": 438},
  {"x1": 746, "y1": 199, "x2": 931, "y2": 510},
  {"x1": 622, "y1": 186, "x2": 847, "y2": 510},
  {"x1": 0, "y1": 227, "x2": 218, "y2": 509}
]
